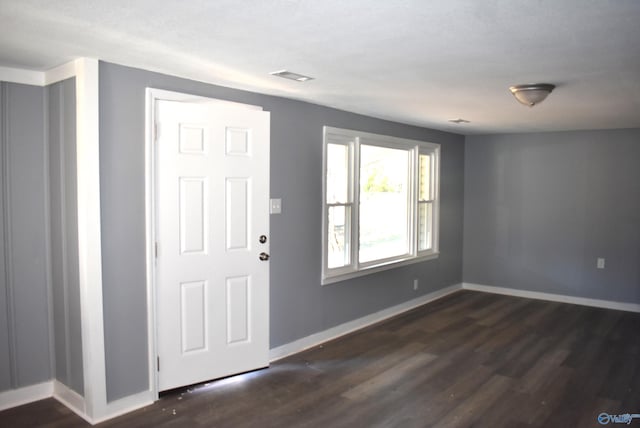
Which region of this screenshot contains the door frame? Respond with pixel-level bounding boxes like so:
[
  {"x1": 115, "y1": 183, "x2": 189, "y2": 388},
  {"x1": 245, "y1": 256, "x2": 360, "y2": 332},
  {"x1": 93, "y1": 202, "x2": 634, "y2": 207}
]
[{"x1": 144, "y1": 88, "x2": 264, "y2": 400}]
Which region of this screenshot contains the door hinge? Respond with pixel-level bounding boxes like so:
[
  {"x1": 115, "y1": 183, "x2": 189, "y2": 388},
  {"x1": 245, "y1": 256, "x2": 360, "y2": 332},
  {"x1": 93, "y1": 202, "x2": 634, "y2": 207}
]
[
  {"x1": 155, "y1": 242, "x2": 159, "y2": 258},
  {"x1": 154, "y1": 123, "x2": 159, "y2": 142},
  {"x1": 157, "y1": 356, "x2": 160, "y2": 372}
]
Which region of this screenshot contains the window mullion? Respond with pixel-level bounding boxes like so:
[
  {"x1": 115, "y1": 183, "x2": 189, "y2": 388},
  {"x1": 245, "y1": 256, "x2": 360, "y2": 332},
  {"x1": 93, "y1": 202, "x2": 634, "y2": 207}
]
[
  {"x1": 410, "y1": 146, "x2": 419, "y2": 257},
  {"x1": 323, "y1": 139, "x2": 329, "y2": 274},
  {"x1": 351, "y1": 137, "x2": 361, "y2": 271},
  {"x1": 432, "y1": 147, "x2": 440, "y2": 253}
]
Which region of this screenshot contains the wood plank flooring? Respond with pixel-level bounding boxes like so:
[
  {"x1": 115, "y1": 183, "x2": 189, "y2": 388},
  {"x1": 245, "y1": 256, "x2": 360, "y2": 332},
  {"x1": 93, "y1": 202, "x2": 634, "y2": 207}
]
[{"x1": 2, "y1": 290, "x2": 639, "y2": 427}]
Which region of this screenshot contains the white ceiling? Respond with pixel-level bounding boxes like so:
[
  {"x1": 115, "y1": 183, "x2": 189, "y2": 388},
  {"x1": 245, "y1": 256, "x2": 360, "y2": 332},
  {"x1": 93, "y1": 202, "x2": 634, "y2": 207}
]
[{"x1": 1, "y1": 0, "x2": 639, "y2": 135}]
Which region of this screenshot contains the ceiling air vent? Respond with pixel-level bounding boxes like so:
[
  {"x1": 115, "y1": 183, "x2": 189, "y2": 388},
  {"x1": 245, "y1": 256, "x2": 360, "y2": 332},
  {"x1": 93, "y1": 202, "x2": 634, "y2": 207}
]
[
  {"x1": 448, "y1": 118, "x2": 470, "y2": 124},
  {"x1": 269, "y1": 70, "x2": 314, "y2": 82}
]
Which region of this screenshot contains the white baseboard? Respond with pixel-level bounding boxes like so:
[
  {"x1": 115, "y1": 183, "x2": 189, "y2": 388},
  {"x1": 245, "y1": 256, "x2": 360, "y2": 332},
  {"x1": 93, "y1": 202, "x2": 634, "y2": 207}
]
[
  {"x1": 462, "y1": 282, "x2": 640, "y2": 313},
  {"x1": 7, "y1": 282, "x2": 633, "y2": 423},
  {"x1": 53, "y1": 381, "x2": 90, "y2": 424},
  {"x1": 94, "y1": 390, "x2": 154, "y2": 425},
  {"x1": 53, "y1": 381, "x2": 153, "y2": 425},
  {"x1": 0, "y1": 381, "x2": 53, "y2": 411},
  {"x1": 269, "y1": 283, "x2": 463, "y2": 362}
]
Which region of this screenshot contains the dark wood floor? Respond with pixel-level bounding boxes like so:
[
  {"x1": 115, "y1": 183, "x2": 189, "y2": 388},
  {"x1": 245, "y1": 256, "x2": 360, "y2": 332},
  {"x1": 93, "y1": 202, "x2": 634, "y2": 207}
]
[{"x1": 2, "y1": 290, "x2": 639, "y2": 428}]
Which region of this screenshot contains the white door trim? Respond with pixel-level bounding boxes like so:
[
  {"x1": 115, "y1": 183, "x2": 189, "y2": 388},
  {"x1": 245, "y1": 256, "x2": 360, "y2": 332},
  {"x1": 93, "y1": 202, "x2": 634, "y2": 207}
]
[{"x1": 144, "y1": 88, "x2": 265, "y2": 400}]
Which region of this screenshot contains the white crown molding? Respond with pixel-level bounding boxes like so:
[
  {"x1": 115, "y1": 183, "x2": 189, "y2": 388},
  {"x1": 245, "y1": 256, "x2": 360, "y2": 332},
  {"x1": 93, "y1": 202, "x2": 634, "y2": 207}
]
[
  {"x1": 462, "y1": 282, "x2": 640, "y2": 313},
  {"x1": 0, "y1": 66, "x2": 45, "y2": 86},
  {"x1": 45, "y1": 62, "x2": 79, "y2": 86},
  {"x1": 0, "y1": 60, "x2": 92, "y2": 86}
]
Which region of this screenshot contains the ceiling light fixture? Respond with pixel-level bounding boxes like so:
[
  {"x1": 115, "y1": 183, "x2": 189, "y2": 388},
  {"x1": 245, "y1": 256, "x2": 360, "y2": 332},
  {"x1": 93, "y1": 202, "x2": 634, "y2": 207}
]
[
  {"x1": 448, "y1": 118, "x2": 470, "y2": 124},
  {"x1": 509, "y1": 83, "x2": 555, "y2": 107},
  {"x1": 270, "y1": 70, "x2": 314, "y2": 82}
]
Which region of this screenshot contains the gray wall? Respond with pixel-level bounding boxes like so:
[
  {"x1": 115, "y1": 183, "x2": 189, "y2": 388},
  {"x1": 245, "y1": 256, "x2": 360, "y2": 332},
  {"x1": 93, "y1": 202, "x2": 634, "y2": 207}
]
[
  {"x1": 99, "y1": 62, "x2": 465, "y2": 401},
  {"x1": 48, "y1": 78, "x2": 84, "y2": 395},
  {"x1": 464, "y1": 129, "x2": 640, "y2": 304},
  {"x1": 0, "y1": 82, "x2": 52, "y2": 392}
]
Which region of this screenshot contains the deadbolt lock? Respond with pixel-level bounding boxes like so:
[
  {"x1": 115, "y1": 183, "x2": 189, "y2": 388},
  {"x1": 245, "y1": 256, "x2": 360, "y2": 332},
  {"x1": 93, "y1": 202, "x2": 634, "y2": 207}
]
[{"x1": 259, "y1": 235, "x2": 267, "y2": 244}]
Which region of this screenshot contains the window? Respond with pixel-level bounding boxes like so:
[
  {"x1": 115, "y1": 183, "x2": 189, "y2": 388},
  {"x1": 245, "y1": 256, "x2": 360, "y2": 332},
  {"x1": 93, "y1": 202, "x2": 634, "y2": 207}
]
[{"x1": 322, "y1": 126, "x2": 440, "y2": 284}]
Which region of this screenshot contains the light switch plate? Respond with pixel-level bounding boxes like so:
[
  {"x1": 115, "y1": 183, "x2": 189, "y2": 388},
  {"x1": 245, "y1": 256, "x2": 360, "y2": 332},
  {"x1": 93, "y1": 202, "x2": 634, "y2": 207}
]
[{"x1": 270, "y1": 198, "x2": 282, "y2": 214}]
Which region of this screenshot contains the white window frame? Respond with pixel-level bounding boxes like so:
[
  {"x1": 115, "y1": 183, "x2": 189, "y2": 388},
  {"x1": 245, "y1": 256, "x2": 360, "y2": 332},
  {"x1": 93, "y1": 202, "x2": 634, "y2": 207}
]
[{"x1": 322, "y1": 126, "x2": 440, "y2": 285}]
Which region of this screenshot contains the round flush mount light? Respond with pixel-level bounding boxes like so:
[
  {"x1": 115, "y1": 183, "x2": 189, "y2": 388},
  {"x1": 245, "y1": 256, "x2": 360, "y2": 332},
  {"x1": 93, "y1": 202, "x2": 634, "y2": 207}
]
[{"x1": 509, "y1": 83, "x2": 555, "y2": 107}]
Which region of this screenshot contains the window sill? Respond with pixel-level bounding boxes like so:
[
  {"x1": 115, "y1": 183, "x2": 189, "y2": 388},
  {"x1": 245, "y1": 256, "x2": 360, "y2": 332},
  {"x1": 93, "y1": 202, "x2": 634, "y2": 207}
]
[{"x1": 321, "y1": 252, "x2": 440, "y2": 286}]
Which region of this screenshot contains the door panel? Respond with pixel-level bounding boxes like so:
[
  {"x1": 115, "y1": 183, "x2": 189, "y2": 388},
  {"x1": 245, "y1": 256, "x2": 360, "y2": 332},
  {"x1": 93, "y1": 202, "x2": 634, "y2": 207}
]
[
  {"x1": 180, "y1": 280, "x2": 207, "y2": 353},
  {"x1": 226, "y1": 178, "x2": 249, "y2": 250},
  {"x1": 179, "y1": 177, "x2": 207, "y2": 254},
  {"x1": 226, "y1": 276, "x2": 250, "y2": 344},
  {"x1": 156, "y1": 100, "x2": 270, "y2": 392}
]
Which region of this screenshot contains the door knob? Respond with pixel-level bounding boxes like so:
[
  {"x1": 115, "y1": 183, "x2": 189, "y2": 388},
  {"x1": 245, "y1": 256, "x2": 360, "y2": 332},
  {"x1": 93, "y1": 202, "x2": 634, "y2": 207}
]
[{"x1": 259, "y1": 252, "x2": 270, "y2": 261}]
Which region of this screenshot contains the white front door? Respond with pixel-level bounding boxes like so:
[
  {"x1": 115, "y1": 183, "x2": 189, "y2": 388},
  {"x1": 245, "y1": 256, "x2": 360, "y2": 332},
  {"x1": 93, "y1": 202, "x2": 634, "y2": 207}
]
[{"x1": 155, "y1": 99, "x2": 270, "y2": 392}]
